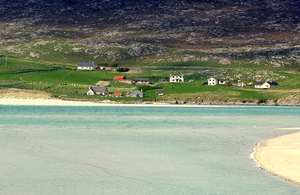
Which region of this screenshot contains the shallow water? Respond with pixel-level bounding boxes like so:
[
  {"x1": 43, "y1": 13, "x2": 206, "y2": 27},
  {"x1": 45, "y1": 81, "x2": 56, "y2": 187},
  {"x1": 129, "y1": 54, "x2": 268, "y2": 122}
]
[{"x1": 0, "y1": 105, "x2": 300, "y2": 194}]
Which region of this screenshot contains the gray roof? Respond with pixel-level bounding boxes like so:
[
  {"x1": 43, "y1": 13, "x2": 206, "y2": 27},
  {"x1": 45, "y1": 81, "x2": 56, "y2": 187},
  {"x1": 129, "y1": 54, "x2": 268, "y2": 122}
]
[
  {"x1": 255, "y1": 82, "x2": 265, "y2": 85},
  {"x1": 255, "y1": 81, "x2": 279, "y2": 86},
  {"x1": 90, "y1": 86, "x2": 107, "y2": 93},
  {"x1": 133, "y1": 78, "x2": 150, "y2": 82},
  {"x1": 268, "y1": 81, "x2": 279, "y2": 86},
  {"x1": 78, "y1": 62, "x2": 94, "y2": 67},
  {"x1": 210, "y1": 77, "x2": 228, "y2": 81},
  {"x1": 130, "y1": 90, "x2": 144, "y2": 95},
  {"x1": 155, "y1": 89, "x2": 165, "y2": 93},
  {"x1": 126, "y1": 90, "x2": 145, "y2": 97}
]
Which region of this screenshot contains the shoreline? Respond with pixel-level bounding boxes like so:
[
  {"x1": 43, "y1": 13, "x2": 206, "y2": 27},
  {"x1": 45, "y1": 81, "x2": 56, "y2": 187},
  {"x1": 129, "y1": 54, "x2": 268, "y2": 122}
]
[
  {"x1": 0, "y1": 97, "x2": 228, "y2": 107},
  {"x1": 253, "y1": 130, "x2": 300, "y2": 185},
  {"x1": 1, "y1": 97, "x2": 300, "y2": 107},
  {"x1": 1, "y1": 88, "x2": 300, "y2": 106}
]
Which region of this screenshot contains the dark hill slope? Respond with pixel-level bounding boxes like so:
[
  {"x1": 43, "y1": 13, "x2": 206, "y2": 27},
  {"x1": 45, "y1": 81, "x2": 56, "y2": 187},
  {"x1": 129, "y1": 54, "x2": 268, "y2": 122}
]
[{"x1": 0, "y1": 0, "x2": 300, "y2": 66}]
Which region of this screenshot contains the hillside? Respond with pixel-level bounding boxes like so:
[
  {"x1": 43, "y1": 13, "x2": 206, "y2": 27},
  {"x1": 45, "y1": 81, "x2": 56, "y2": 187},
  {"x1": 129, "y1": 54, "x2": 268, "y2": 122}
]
[{"x1": 0, "y1": 0, "x2": 300, "y2": 68}]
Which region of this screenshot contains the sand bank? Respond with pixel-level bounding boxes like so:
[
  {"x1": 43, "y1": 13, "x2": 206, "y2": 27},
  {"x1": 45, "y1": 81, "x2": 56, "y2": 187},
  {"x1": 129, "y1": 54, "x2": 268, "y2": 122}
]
[
  {"x1": 0, "y1": 97, "x2": 104, "y2": 106},
  {"x1": 254, "y1": 130, "x2": 300, "y2": 184},
  {"x1": 0, "y1": 97, "x2": 226, "y2": 107}
]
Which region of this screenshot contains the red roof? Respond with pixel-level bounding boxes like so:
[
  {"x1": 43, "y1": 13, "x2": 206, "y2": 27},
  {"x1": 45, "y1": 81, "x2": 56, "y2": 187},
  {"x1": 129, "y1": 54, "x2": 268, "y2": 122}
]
[
  {"x1": 114, "y1": 75, "x2": 126, "y2": 80},
  {"x1": 115, "y1": 92, "x2": 122, "y2": 96}
]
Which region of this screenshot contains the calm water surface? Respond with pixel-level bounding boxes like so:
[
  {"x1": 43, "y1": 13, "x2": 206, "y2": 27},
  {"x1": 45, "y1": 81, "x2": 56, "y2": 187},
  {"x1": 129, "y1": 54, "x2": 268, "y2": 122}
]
[{"x1": 0, "y1": 105, "x2": 300, "y2": 194}]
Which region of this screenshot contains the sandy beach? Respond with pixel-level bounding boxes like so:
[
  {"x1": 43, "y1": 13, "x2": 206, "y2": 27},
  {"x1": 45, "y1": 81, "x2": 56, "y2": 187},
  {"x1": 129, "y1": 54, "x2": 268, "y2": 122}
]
[
  {"x1": 0, "y1": 97, "x2": 227, "y2": 107},
  {"x1": 254, "y1": 130, "x2": 300, "y2": 184},
  {"x1": 0, "y1": 97, "x2": 106, "y2": 106}
]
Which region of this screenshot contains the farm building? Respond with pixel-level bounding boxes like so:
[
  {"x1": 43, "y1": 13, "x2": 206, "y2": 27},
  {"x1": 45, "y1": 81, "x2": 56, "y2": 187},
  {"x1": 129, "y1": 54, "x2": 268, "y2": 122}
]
[
  {"x1": 132, "y1": 78, "x2": 150, "y2": 85},
  {"x1": 254, "y1": 81, "x2": 279, "y2": 89},
  {"x1": 208, "y1": 77, "x2": 229, "y2": 86},
  {"x1": 87, "y1": 86, "x2": 108, "y2": 96},
  {"x1": 77, "y1": 62, "x2": 95, "y2": 70}
]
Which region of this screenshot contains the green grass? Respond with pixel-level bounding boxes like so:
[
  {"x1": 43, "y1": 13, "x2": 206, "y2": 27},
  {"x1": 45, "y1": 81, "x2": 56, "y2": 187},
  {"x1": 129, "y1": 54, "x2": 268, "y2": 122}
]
[{"x1": 1, "y1": 56, "x2": 300, "y2": 103}]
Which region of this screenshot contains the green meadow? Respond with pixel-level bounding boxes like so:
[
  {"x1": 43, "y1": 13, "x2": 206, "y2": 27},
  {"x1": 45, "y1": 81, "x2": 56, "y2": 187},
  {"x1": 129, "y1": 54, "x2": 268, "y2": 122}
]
[{"x1": 0, "y1": 56, "x2": 299, "y2": 103}]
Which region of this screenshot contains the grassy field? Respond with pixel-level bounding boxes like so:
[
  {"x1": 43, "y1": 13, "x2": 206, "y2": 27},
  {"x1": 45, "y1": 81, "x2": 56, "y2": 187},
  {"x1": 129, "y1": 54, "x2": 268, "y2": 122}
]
[{"x1": 0, "y1": 56, "x2": 299, "y2": 103}]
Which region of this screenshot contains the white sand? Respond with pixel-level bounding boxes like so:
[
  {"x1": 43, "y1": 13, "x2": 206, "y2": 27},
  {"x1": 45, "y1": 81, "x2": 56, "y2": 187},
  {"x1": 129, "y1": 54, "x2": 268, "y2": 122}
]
[
  {"x1": 0, "y1": 97, "x2": 229, "y2": 107},
  {"x1": 255, "y1": 130, "x2": 300, "y2": 184},
  {"x1": 0, "y1": 98, "x2": 103, "y2": 106}
]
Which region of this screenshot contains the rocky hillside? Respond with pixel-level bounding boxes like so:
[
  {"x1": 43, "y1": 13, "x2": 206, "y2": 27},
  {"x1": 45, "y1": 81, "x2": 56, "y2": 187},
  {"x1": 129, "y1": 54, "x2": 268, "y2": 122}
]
[{"x1": 0, "y1": 0, "x2": 300, "y2": 67}]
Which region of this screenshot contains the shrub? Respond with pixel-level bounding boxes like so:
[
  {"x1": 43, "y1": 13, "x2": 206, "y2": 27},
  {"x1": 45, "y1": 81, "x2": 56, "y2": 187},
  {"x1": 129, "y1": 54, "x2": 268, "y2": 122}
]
[{"x1": 117, "y1": 67, "x2": 129, "y2": 72}]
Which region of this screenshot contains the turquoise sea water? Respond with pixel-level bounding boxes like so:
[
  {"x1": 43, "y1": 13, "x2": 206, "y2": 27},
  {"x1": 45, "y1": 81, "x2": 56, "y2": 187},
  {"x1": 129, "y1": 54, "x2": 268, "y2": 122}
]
[{"x1": 0, "y1": 105, "x2": 300, "y2": 194}]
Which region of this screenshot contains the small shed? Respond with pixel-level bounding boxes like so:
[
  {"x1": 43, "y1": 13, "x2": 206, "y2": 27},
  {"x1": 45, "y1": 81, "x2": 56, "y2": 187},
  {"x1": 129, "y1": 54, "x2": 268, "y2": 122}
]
[
  {"x1": 155, "y1": 89, "x2": 165, "y2": 93},
  {"x1": 115, "y1": 92, "x2": 123, "y2": 97}
]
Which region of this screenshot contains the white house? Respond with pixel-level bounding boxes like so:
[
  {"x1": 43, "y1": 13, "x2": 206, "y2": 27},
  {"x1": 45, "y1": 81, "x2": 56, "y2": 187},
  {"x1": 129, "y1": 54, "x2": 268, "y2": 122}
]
[
  {"x1": 170, "y1": 74, "x2": 184, "y2": 82},
  {"x1": 87, "y1": 86, "x2": 108, "y2": 96},
  {"x1": 254, "y1": 81, "x2": 279, "y2": 89},
  {"x1": 208, "y1": 77, "x2": 229, "y2": 86},
  {"x1": 77, "y1": 62, "x2": 95, "y2": 70}
]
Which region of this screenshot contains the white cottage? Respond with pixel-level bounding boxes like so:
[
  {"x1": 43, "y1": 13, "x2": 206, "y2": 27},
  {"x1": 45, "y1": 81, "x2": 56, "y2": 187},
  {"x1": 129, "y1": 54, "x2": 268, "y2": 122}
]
[
  {"x1": 170, "y1": 74, "x2": 184, "y2": 83},
  {"x1": 87, "y1": 86, "x2": 108, "y2": 96},
  {"x1": 254, "y1": 81, "x2": 279, "y2": 89},
  {"x1": 77, "y1": 62, "x2": 95, "y2": 70},
  {"x1": 208, "y1": 77, "x2": 228, "y2": 86}
]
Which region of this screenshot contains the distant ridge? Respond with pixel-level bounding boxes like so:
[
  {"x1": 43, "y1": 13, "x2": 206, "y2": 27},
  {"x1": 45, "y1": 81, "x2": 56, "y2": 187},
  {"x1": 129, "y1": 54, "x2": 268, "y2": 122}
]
[{"x1": 0, "y1": 0, "x2": 299, "y2": 66}]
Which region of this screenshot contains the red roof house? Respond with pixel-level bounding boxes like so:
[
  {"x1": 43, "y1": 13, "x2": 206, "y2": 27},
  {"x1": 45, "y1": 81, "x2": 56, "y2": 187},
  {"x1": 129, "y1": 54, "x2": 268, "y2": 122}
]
[
  {"x1": 115, "y1": 92, "x2": 123, "y2": 97},
  {"x1": 113, "y1": 75, "x2": 126, "y2": 81}
]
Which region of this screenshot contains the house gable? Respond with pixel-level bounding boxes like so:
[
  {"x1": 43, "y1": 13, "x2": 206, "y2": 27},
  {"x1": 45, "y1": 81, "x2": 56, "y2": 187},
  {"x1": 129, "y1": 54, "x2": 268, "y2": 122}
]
[{"x1": 208, "y1": 77, "x2": 228, "y2": 85}]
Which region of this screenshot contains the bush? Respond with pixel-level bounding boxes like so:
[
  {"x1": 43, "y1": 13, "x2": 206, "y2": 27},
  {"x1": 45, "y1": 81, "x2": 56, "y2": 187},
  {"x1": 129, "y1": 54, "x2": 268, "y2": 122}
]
[
  {"x1": 117, "y1": 67, "x2": 129, "y2": 72},
  {"x1": 110, "y1": 63, "x2": 118, "y2": 67}
]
